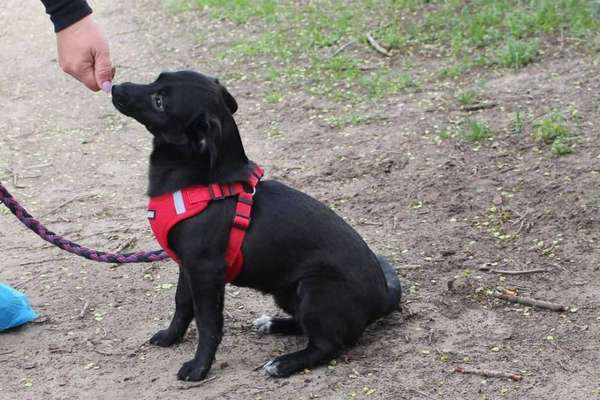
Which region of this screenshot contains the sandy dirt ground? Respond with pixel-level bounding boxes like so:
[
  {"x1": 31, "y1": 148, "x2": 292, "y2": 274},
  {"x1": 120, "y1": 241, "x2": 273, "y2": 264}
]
[{"x1": 1, "y1": 1, "x2": 599, "y2": 399}]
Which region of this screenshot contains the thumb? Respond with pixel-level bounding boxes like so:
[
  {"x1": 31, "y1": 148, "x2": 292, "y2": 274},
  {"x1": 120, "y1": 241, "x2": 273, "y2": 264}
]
[{"x1": 94, "y1": 48, "x2": 114, "y2": 92}]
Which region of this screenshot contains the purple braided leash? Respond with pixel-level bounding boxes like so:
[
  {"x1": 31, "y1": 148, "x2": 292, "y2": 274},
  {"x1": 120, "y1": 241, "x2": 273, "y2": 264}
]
[{"x1": 0, "y1": 182, "x2": 168, "y2": 264}]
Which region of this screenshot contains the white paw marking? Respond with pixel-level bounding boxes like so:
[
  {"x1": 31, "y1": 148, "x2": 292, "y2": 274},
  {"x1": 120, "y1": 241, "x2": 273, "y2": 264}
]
[
  {"x1": 263, "y1": 359, "x2": 280, "y2": 377},
  {"x1": 254, "y1": 314, "x2": 272, "y2": 334}
]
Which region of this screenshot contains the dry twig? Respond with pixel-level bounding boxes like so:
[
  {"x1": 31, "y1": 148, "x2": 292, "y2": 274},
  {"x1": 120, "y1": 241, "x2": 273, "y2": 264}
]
[
  {"x1": 17, "y1": 257, "x2": 70, "y2": 267},
  {"x1": 114, "y1": 237, "x2": 138, "y2": 253},
  {"x1": 397, "y1": 264, "x2": 423, "y2": 270},
  {"x1": 366, "y1": 33, "x2": 391, "y2": 57},
  {"x1": 40, "y1": 194, "x2": 95, "y2": 218},
  {"x1": 493, "y1": 290, "x2": 567, "y2": 312},
  {"x1": 332, "y1": 40, "x2": 355, "y2": 57},
  {"x1": 454, "y1": 366, "x2": 522, "y2": 381},
  {"x1": 461, "y1": 103, "x2": 498, "y2": 112},
  {"x1": 78, "y1": 301, "x2": 90, "y2": 319},
  {"x1": 24, "y1": 163, "x2": 53, "y2": 171},
  {"x1": 478, "y1": 266, "x2": 549, "y2": 275}
]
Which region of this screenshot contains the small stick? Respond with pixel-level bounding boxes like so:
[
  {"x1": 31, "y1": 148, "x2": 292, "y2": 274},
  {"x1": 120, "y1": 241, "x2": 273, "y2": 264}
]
[
  {"x1": 78, "y1": 301, "x2": 90, "y2": 319},
  {"x1": 366, "y1": 33, "x2": 391, "y2": 57},
  {"x1": 115, "y1": 237, "x2": 137, "y2": 253},
  {"x1": 77, "y1": 227, "x2": 134, "y2": 241},
  {"x1": 359, "y1": 65, "x2": 380, "y2": 71},
  {"x1": 332, "y1": 40, "x2": 355, "y2": 57},
  {"x1": 454, "y1": 366, "x2": 522, "y2": 381},
  {"x1": 24, "y1": 162, "x2": 53, "y2": 171},
  {"x1": 176, "y1": 375, "x2": 218, "y2": 390},
  {"x1": 397, "y1": 264, "x2": 422, "y2": 270},
  {"x1": 493, "y1": 290, "x2": 567, "y2": 312},
  {"x1": 253, "y1": 361, "x2": 268, "y2": 371},
  {"x1": 17, "y1": 257, "x2": 70, "y2": 267},
  {"x1": 40, "y1": 195, "x2": 84, "y2": 218},
  {"x1": 478, "y1": 266, "x2": 549, "y2": 275},
  {"x1": 461, "y1": 103, "x2": 497, "y2": 112}
]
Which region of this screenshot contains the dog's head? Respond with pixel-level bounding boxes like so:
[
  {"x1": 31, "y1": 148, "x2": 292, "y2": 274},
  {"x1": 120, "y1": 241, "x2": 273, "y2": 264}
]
[{"x1": 111, "y1": 71, "x2": 239, "y2": 166}]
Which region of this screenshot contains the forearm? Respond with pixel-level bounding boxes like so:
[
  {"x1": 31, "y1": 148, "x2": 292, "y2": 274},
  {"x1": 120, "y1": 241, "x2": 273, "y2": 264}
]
[{"x1": 40, "y1": 0, "x2": 92, "y2": 32}]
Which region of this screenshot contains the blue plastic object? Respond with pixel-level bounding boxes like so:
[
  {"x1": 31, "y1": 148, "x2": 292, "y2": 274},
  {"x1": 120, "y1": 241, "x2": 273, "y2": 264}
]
[{"x1": 0, "y1": 283, "x2": 37, "y2": 331}]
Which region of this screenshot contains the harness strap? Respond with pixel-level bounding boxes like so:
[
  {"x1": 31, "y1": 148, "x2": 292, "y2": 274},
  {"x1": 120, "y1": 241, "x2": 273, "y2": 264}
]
[{"x1": 223, "y1": 165, "x2": 263, "y2": 282}]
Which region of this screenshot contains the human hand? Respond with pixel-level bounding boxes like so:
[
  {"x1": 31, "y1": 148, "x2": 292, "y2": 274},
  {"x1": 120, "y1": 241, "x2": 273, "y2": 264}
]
[{"x1": 56, "y1": 15, "x2": 114, "y2": 92}]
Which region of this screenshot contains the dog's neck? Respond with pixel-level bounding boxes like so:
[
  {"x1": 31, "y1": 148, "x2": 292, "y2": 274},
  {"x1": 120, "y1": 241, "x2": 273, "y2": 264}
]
[{"x1": 146, "y1": 118, "x2": 255, "y2": 197}]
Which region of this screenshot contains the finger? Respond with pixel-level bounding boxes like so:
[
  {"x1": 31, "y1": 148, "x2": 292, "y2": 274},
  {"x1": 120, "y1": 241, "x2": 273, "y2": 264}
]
[
  {"x1": 78, "y1": 69, "x2": 101, "y2": 92},
  {"x1": 94, "y1": 48, "x2": 114, "y2": 92}
]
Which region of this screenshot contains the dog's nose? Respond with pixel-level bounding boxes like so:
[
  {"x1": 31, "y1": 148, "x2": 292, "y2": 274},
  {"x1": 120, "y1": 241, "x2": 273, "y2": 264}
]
[
  {"x1": 111, "y1": 84, "x2": 130, "y2": 109},
  {"x1": 111, "y1": 83, "x2": 123, "y2": 98}
]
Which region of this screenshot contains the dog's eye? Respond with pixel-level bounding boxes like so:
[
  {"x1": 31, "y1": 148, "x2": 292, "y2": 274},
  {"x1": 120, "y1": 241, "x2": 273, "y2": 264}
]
[{"x1": 152, "y1": 94, "x2": 165, "y2": 112}]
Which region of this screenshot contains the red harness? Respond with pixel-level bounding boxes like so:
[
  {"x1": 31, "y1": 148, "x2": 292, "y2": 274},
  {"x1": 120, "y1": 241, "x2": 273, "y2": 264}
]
[{"x1": 147, "y1": 166, "x2": 264, "y2": 283}]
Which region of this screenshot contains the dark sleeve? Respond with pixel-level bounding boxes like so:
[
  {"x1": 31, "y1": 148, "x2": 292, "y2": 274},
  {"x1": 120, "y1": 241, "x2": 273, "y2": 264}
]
[{"x1": 40, "y1": 0, "x2": 92, "y2": 32}]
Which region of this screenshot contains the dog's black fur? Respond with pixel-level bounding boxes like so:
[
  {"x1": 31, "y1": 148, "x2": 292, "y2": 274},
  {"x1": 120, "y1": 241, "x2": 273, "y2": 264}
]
[{"x1": 112, "y1": 71, "x2": 401, "y2": 381}]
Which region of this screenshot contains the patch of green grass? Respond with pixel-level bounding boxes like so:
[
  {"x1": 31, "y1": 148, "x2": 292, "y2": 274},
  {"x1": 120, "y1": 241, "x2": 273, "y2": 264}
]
[
  {"x1": 325, "y1": 112, "x2": 369, "y2": 128},
  {"x1": 533, "y1": 112, "x2": 575, "y2": 156},
  {"x1": 165, "y1": 0, "x2": 195, "y2": 13},
  {"x1": 550, "y1": 136, "x2": 574, "y2": 156},
  {"x1": 363, "y1": 71, "x2": 418, "y2": 99},
  {"x1": 264, "y1": 91, "x2": 284, "y2": 104},
  {"x1": 170, "y1": 0, "x2": 600, "y2": 103},
  {"x1": 494, "y1": 38, "x2": 539, "y2": 68},
  {"x1": 456, "y1": 90, "x2": 480, "y2": 106},
  {"x1": 461, "y1": 120, "x2": 492, "y2": 142},
  {"x1": 437, "y1": 129, "x2": 452, "y2": 141},
  {"x1": 512, "y1": 111, "x2": 525, "y2": 134},
  {"x1": 438, "y1": 62, "x2": 471, "y2": 79},
  {"x1": 231, "y1": 30, "x2": 295, "y2": 60},
  {"x1": 374, "y1": 24, "x2": 406, "y2": 50},
  {"x1": 534, "y1": 113, "x2": 570, "y2": 144},
  {"x1": 433, "y1": 129, "x2": 454, "y2": 144},
  {"x1": 417, "y1": 0, "x2": 599, "y2": 50},
  {"x1": 185, "y1": 0, "x2": 277, "y2": 23}
]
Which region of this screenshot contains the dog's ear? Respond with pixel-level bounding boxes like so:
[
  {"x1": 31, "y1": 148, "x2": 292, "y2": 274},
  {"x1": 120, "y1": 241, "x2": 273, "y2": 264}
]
[
  {"x1": 206, "y1": 117, "x2": 221, "y2": 168},
  {"x1": 186, "y1": 113, "x2": 219, "y2": 168},
  {"x1": 215, "y1": 78, "x2": 238, "y2": 115}
]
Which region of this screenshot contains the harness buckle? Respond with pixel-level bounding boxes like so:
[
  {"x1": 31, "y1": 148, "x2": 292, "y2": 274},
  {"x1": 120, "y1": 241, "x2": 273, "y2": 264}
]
[
  {"x1": 232, "y1": 213, "x2": 251, "y2": 230},
  {"x1": 208, "y1": 183, "x2": 225, "y2": 200},
  {"x1": 238, "y1": 196, "x2": 253, "y2": 206}
]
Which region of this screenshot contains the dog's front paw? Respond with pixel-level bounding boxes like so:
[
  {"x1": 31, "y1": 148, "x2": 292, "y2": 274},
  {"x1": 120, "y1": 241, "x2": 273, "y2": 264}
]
[
  {"x1": 149, "y1": 329, "x2": 179, "y2": 347},
  {"x1": 263, "y1": 359, "x2": 282, "y2": 377},
  {"x1": 177, "y1": 360, "x2": 210, "y2": 381},
  {"x1": 254, "y1": 314, "x2": 272, "y2": 334}
]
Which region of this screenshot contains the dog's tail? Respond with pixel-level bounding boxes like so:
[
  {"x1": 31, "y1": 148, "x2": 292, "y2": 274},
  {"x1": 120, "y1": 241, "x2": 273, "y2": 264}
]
[{"x1": 377, "y1": 255, "x2": 402, "y2": 315}]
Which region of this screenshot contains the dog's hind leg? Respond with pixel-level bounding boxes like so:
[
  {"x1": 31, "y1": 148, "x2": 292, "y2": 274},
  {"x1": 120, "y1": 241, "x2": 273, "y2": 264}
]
[
  {"x1": 150, "y1": 266, "x2": 194, "y2": 347},
  {"x1": 254, "y1": 315, "x2": 303, "y2": 335},
  {"x1": 263, "y1": 279, "x2": 364, "y2": 377}
]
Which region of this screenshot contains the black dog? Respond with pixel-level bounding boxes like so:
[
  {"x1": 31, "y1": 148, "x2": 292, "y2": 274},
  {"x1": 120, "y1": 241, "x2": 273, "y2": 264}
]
[{"x1": 111, "y1": 71, "x2": 401, "y2": 381}]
